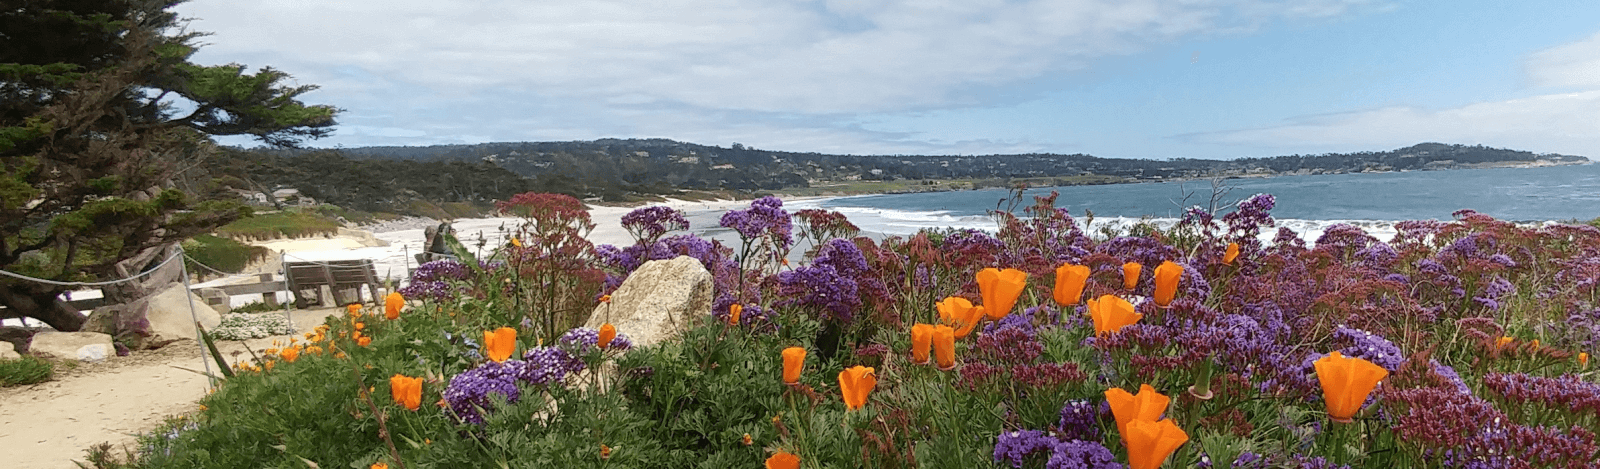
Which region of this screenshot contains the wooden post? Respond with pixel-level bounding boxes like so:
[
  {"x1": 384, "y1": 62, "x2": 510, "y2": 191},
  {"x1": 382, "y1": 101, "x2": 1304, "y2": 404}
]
[{"x1": 259, "y1": 273, "x2": 278, "y2": 307}]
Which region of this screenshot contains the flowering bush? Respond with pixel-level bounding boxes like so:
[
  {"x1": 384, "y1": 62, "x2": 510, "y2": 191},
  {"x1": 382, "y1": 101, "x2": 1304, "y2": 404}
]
[
  {"x1": 209, "y1": 312, "x2": 296, "y2": 340},
  {"x1": 121, "y1": 194, "x2": 1599, "y2": 469}
]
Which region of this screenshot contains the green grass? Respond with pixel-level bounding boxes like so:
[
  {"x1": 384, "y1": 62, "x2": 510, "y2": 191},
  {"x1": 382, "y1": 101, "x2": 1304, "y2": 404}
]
[
  {"x1": 213, "y1": 209, "x2": 343, "y2": 240},
  {"x1": 183, "y1": 234, "x2": 271, "y2": 274},
  {"x1": 0, "y1": 355, "x2": 55, "y2": 386}
]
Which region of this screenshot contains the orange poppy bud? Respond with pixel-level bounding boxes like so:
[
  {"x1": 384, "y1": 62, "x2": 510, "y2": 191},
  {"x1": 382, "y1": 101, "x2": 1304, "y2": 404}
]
[
  {"x1": 1530, "y1": 339, "x2": 1541, "y2": 349},
  {"x1": 742, "y1": 433, "x2": 753, "y2": 446},
  {"x1": 782, "y1": 347, "x2": 806, "y2": 384},
  {"x1": 936, "y1": 296, "x2": 985, "y2": 339},
  {"x1": 600, "y1": 294, "x2": 612, "y2": 304},
  {"x1": 484, "y1": 327, "x2": 517, "y2": 362},
  {"x1": 1496, "y1": 336, "x2": 1513, "y2": 349},
  {"x1": 838, "y1": 365, "x2": 877, "y2": 410},
  {"x1": 600, "y1": 443, "x2": 611, "y2": 459},
  {"x1": 511, "y1": 237, "x2": 523, "y2": 248},
  {"x1": 371, "y1": 462, "x2": 389, "y2": 469},
  {"x1": 598, "y1": 323, "x2": 617, "y2": 349},
  {"x1": 1152, "y1": 261, "x2": 1183, "y2": 307},
  {"x1": 1105, "y1": 384, "x2": 1171, "y2": 438},
  {"x1": 1089, "y1": 295, "x2": 1141, "y2": 335},
  {"x1": 932, "y1": 325, "x2": 956, "y2": 370},
  {"x1": 910, "y1": 323, "x2": 935, "y2": 365},
  {"x1": 389, "y1": 374, "x2": 422, "y2": 411},
  {"x1": 1122, "y1": 262, "x2": 1142, "y2": 290},
  {"x1": 1313, "y1": 351, "x2": 1388, "y2": 423},
  {"x1": 766, "y1": 451, "x2": 800, "y2": 469},
  {"x1": 1223, "y1": 242, "x2": 1240, "y2": 265},
  {"x1": 1124, "y1": 418, "x2": 1190, "y2": 469},
  {"x1": 384, "y1": 292, "x2": 405, "y2": 320},
  {"x1": 1054, "y1": 264, "x2": 1090, "y2": 306},
  {"x1": 280, "y1": 346, "x2": 301, "y2": 363},
  {"x1": 976, "y1": 267, "x2": 1028, "y2": 319},
  {"x1": 729, "y1": 304, "x2": 743, "y2": 326},
  {"x1": 347, "y1": 303, "x2": 361, "y2": 317}
]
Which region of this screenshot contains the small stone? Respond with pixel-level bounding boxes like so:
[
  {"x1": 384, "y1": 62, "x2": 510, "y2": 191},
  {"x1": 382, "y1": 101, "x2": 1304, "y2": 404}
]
[
  {"x1": 0, "y1": 342, "x2": 18, "y2": 360},
  {"x1": 28, "y1": 331, "x2": 115, "y2": 362}
]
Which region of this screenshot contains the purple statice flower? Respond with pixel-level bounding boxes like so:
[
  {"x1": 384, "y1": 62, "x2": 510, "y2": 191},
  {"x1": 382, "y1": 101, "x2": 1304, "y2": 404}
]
[
  {"x1": 1057, "y1": 400, "x2": 1102, "y2": 443},
  {"x1": 1487, "y1": 253, "x2": 1517, "y2": 268},
  {"x1": 399, "y1": 259, "x2": 473, "y2": 300},
  {"x1": 1231, "y1": 452, "x2": 1270, "y2": 469},
  {"x1": 777, "y1": 263, "x2": 860, "y2": 323},
  {"x1": 1314, "y1": 224, "x2": 1377, "y2": 256},
  {"x1": 1382, "y1": 273, "x2": 1411, "y2": 285},
  {"x1": 443, "y1": 360, "x2": 524, "y2": 424},
  {"x1": 973, "y1": 326, "x2": 1043, "y2": 365},
  {"x1": 1430, "y1": 359, "x2": 1472, "y2": 395},
  {"x1": 1223, "y1": 193, "x2": 1277, "y2": 239},
  {"x1": 519, "y1": 346, "x2": 586, "y2": 385},
  {"x1": 1472, "y1": 276, "x2": 1516, "y2": 311},
  {"x1": 1482, "y1": 373, "x2": 1600, "y2": 418},
  {"x1": 1285, "y1": 454, "x2": 1350, "y2": 469},
  {"x1": 1045, "y1": 439, "x2": 1121, "y2": 469},
  {"x1": 942, "y1": 229, "x2": 1006, "y2": 268},
  {"x1": 994, "y1": 430, "x2": 1057, "y2": 468},
  {"x1": 719, "y1": 196, "x2": 793, "y2": 254},
  {"x1": 559, "y1": 327, "x2": 634, "y2": 351},
  {"x1": 1333, "y1": 325, "x2": 1404, "y2": 371},
  {"x1": 1354, "y1": 242, "x2": 1399, "y2": 269},
  {"x1": 621, "y1": 206, "x2": 689, "y2": 245}
]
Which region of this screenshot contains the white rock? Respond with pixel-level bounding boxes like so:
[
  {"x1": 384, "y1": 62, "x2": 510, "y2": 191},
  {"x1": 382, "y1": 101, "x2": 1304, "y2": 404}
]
[
  {"x1": 145, "y1": 283, "x2": 223, "y2": 341},
  {"x1": 585, "y1": 256, "x2": 713, "y2": 349},
  {"x1": 29, "y1": 332, "x2": 114, "y2": 362},
  {"x1": 0, "y1": 341, "x2": 19, "y2": 360}
]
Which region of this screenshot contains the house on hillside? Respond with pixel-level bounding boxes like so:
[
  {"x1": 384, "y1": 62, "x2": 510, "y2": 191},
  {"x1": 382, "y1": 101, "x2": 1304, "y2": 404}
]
[{"x1": 272, "y1": 188, "x2": 317, "y2": 206}]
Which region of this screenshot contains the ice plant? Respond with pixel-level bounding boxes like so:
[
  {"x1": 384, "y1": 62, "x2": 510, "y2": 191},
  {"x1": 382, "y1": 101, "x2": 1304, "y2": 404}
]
[
  {"x1": 598, "y1": 323, "x2": 617, "y2": 349},
  {"x1": 484, "y1": 327, "x2": 517, "y2": 362},
  {"x1": 766, "y1": 451, "x2": 800, "y2": 469},
  {"x1": 729, "y1": 304, "x2": 743, "y2": 326},
  {"x1": 1124, "y1": 418, "x2": 1189, "y2": 469},
  {"x1": 384, "y1": 291, "x2": 404, "y2": 320},
  {"x1": 1088, "y1": 295, "x2": 1141, "y2": 335},
  {"x1": 389, "y1": 374, "x2": 422, "y2": 411},
  {"x1": 937, "y1": 296, "x2": 986, "y2": 339},
  {"x1": 977, "y1": 267, "x2": 1028, "y2": 319},
  {"x1": 1313, "y1": 351, "x2": 1389, "y2": 423},
  {"x1": 933, "y1": 325, "x2": 956, "y2": 370},
  {"x1": 1152, "y1": 261, "x2": 1183, "y2": 307},
  {"x1": 911, "y1": 323, "x2": 934, "y2": 365},
  {"x1": 1054, "y1": 263, "x2": 1090, "y2": 306},
  {"x1": 838, "y1": 365, "x2": 877, "y2": 410},
  {"x1": 1223, "y1": 242, "x2": 1240, "y2": 265},
  {"x1": 782, "y1": 347, "x2": 806, "y2": 384},
  {"x1": 1105, "y1": 384, "x2": 1171, "y2": 438},
  {"x1": 1122, "y1": 262, "x2": 1142, "y2": 290}
]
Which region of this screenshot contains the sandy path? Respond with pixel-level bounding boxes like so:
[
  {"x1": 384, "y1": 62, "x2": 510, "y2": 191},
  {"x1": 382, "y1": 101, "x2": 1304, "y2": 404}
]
[{"x1": 0, "y1": 308, "x2": 342, "y2": 469}]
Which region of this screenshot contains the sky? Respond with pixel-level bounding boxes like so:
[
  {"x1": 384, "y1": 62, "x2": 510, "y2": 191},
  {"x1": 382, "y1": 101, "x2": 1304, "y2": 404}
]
[{"x1": 176, "y1": 0, "x2": 1600, "y2": 159}]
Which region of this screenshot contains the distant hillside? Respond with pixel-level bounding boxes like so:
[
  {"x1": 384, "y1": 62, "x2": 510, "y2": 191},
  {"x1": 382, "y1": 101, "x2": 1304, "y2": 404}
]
[{"x1": 225, "y1": 140, "x2": 1587, "y2": 211}]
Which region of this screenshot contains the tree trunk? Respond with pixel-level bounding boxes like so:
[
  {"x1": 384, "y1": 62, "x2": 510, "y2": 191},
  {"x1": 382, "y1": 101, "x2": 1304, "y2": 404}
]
[
  {"x1": 0, "y1": 283, "x2": 85, "y2": 331},
  {"x1": 101, "y1": 243, "x2": 183, "y2": 304}
]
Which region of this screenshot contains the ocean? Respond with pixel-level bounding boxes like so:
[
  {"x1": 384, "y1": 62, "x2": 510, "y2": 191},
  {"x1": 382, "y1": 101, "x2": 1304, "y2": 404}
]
[{"x1": 771, "y1": 163, "x2": 1600, "y2": 244}]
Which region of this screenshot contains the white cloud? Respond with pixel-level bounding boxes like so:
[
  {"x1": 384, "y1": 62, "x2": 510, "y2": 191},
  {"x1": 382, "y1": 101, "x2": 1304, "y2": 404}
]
[
  {"x1": 178, "y1": 0, "x2": 1372, "y2": 116},
  {"x1": 1192, "y1": 31, "x2": 1600, "y2": 157}
]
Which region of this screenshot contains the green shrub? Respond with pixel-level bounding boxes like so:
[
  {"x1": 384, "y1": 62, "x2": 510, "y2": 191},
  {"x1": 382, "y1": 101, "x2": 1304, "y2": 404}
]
[
  {"x1": 0, "y1": 355, "x2": 55, "y2": 386},
  {"x1": 183, "y1": 235, "x2": 271, "y2": 274},
  {"x1": 213, "y1": 209, "x2": 342, "y2": 240}
]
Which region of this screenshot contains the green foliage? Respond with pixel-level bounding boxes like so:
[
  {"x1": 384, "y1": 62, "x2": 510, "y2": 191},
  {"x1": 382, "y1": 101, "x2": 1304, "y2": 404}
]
[
  {"x1": 212, "y1": 209, "x2": 342, "y2": 240},
  {"x1": 0, "y1": 355, "x2": 55, "y2": 386},
  {"x1": 183, "y1": 234, "x2": 271, "y2": 274}
]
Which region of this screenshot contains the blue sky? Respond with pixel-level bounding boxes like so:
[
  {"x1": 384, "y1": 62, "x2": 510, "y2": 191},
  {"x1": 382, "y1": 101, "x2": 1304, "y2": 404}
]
[{"x1": 179, "y1": 0, "x2": 1600, "y2": 159}]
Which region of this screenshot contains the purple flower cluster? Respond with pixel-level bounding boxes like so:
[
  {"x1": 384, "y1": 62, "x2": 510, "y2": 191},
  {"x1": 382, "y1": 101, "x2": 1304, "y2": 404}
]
[
  {"x1": 1333, "y1": 325, "x2": 1404, "y2": 371},
  {"x1": 776, "y1": 238, "x2": 887, "y2": 323},
  {"x1": 519, "y1": 346, "x2": 586, "y2": 386},
  {"x1": 559, "y1": 327, "x2": 634, "y2": 351},
  {"x1": 621, "y1": 206, "x2": 689, "y2": 245},
  {"x1": 1056, "y1": 400, "x2": 1102, "y2": 442},
  {"x1": 1224, "y1": 193, "x2": 1276, "y2": 239},
  {"x1": 993, "y1": 430, "x2": 1120, "y2": 469},
  {"x1": 399, "y1": 259, "x2": 472, "y2": 300},
  {"x1": 719, "y1": 196, "x2": 793, "y2": 254},
  {"x1": 1482, "y1": 372, "x2": 1600, "y2": 418},
  {"x1": 443, "y1": 360, "x2": 524, "y2": 424},
  {"x1": 1471, "y1": 276, "x2": 1515, "y2": 311}
]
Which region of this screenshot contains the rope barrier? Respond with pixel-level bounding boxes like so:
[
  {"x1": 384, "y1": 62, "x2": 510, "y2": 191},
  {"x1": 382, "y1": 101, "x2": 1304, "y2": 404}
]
[
  {"x1": 181, "y1": 253, "x2": 239, "y2": 277},
  {"x1": 0, "y1": 249, "x2": 184, "y2": 287}
]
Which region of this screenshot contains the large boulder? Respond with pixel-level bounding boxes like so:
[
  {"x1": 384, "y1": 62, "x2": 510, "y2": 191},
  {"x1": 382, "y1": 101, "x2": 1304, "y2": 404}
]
[
  {"x1": 29, "y1": 331, "x2": 114, "y2": 362},
  {"x1": 84, "y1": 283, "x2": 222, "y2": 349},
  {"x1": 585, "y1": 256, "x2": 713, "y2": 348}
]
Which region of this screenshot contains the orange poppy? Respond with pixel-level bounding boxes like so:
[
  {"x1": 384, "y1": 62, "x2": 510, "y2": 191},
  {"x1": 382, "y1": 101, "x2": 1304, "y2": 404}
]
[
  {"x1": 371, "y1": 463, "x2": 389, "y2": 469},
  {"x1": 729, "y1": 304, "x2": 743, "y2": 326},
  {"x1": 766, "y1": 451, "x2": 800, "y2": 469},
  {"x1": 932, "y1": 325, "x2": 956, "y2": 370},
  {"x1": 1089, "y1": 295, "x2": 1142, "y2": 335},
  {"x1": 384, "y1": 292, "x2": 404, "y2": 320},
  {"x1": 280, "y1": 346, "x2": 301, "y2": 363},
  {"x1": 1105, "y1": 384, "x2": 1171, "y2": 438},
  {"x1": 347, "y1": 303, "x2": 361, "y2": 317},
  {"x1": 936, "y1": 296, "x2": 985, "y2": 339},
  {"x1": 389, "y1": 374, "x2": 422, "y2": 410},
  {"x1": 484, "y1": 327, "x2": 517, "y2": 362},
  {"x1": 598, "y1": 323, "x2": 617, "y2": 349},
  {"x1": 1313, "y1": 351, "x2": 1389, "y2": 423},
  {"x1": 511, "y1": 237, "x2": 523, "y2": 248},
  {"x1": 1496, "y1": 336, "x2": 1514, "y2": 349},
  {"x1": 1222, "y1": 242, "x2": 1240, "y2": 265},
  {"x1": 1122, "y1": 262, "x2": 1142, "y2": 290},
  {"x1": 1054, "y1": 263, "x2": 1090, "y2": 306},
  {"x1": 910, "y1": 323, "x2": 934, "y2": 365},
  {"x1": 1579, "y1": 352, "x2": 1589, "y2": 369},
  {"x1": 600, "y1": 294, "x2": 612, "y2": 304},
  {"x1": 1123, "y1": 418, "x2": 1190, "y2": 469},
  {"x1": 1152, "y1": 261, "x2": 1183, "y2": 307},
  {"x1": 977, "y1": 267, "x2": 1028, "y2": 319},
  {"x1": 782, "y1": 347, "x2": 806, "y2": 384},
  {"x1": 358, "y1": 336, "x2": 372, "y2": 347},
  {"x1": 838, "y1": 365, "x2": 877, "y2": 410}
]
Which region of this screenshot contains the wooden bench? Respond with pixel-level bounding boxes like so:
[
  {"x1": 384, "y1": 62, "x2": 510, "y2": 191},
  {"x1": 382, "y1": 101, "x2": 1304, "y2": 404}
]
[{"x1": 283, "y1": 260, "x2": 383, "y2": 308}]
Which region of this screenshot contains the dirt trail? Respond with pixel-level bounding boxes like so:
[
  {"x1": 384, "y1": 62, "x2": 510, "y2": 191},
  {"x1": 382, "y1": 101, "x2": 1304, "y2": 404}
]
[{"x1": 0, "y1": 308, "x2": 341, "y2": 469}]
